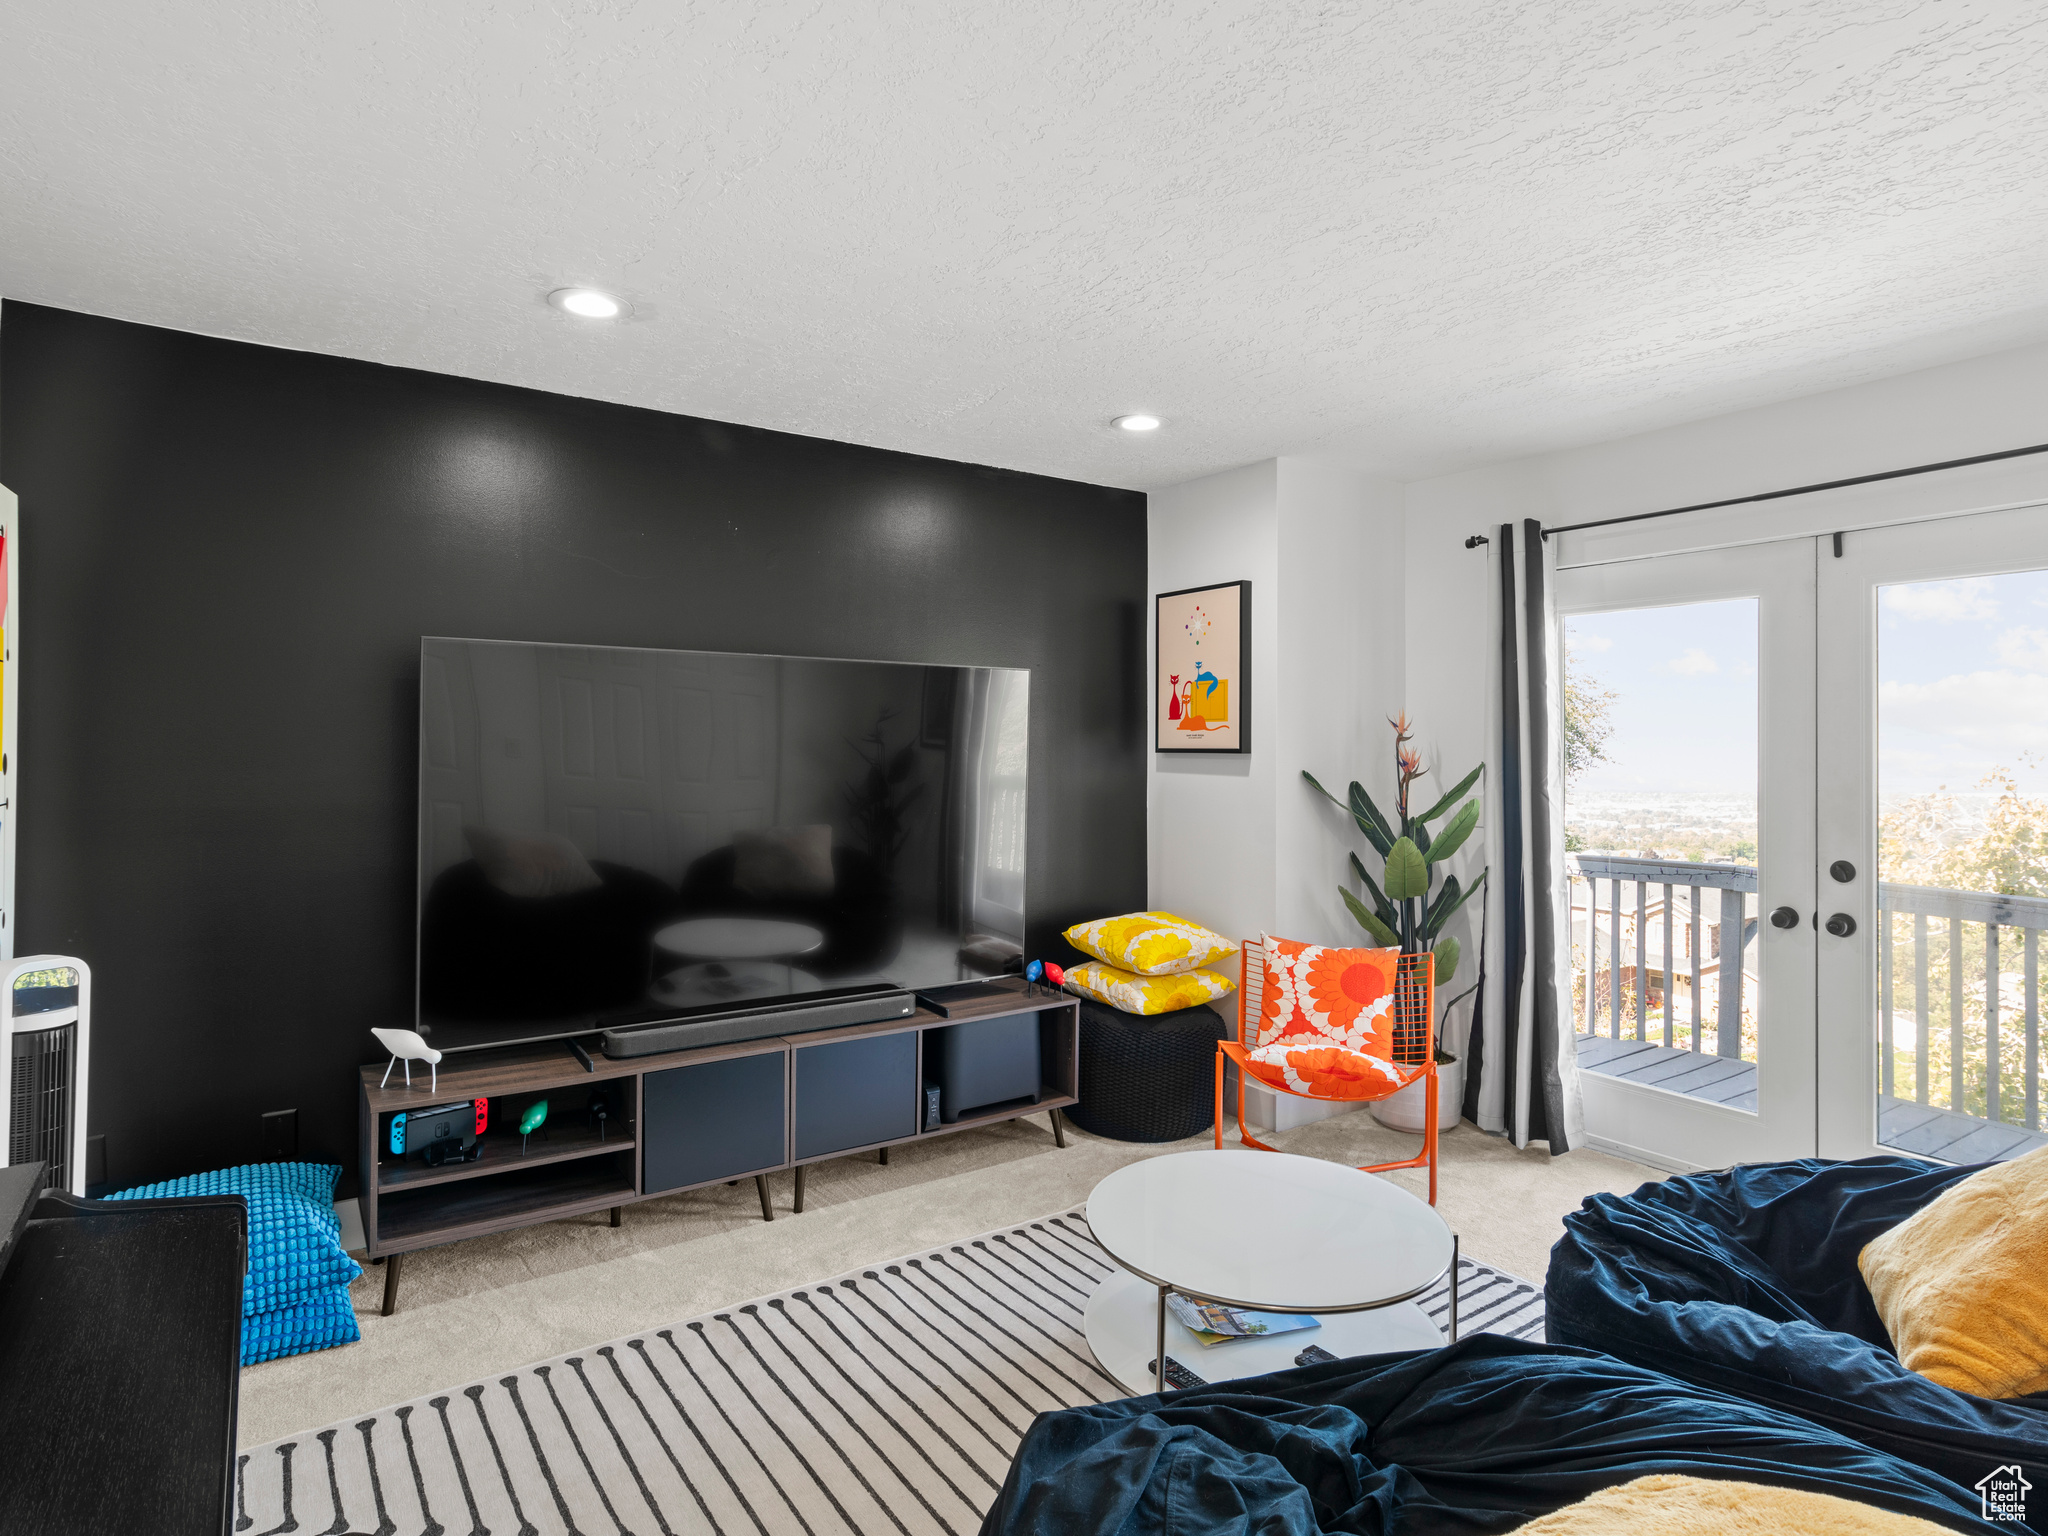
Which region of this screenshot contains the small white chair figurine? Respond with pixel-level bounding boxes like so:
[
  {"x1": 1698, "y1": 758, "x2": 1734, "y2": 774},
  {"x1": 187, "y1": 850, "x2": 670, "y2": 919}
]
[{"x1": 372, "y1": 1027, "x2": 443, "y2": 1092}]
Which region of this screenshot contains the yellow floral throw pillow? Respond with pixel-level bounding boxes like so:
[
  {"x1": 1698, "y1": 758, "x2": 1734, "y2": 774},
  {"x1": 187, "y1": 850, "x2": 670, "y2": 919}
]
[
  {"x1": 1062, "y1": 960, "x2": 1234, "y2": 1016},
  {"x1": 1859, "y1": 1142, "x2": 2048, "y2": 1398},
  {"x1": 1062, "y1": 912, "x2": 1238, "y2": 976}
]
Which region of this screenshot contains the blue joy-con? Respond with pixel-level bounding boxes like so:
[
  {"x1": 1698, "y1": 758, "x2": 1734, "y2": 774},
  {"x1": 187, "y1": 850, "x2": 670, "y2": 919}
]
[{"x1": 389, "y1": 1113, "x2": 408, "y2": 1154}]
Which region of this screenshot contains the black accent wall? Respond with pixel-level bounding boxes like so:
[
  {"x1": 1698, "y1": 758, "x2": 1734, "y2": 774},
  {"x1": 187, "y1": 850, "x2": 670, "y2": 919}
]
[{"x1": 0, "y1": 302, "x2": 1146, "y2": 1194}]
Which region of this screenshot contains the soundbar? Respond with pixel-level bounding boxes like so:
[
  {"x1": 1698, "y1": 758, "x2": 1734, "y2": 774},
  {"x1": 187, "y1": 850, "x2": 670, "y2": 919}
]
[{"x1": 600, "y1": 989, "x2": 918, "y2": 1058}]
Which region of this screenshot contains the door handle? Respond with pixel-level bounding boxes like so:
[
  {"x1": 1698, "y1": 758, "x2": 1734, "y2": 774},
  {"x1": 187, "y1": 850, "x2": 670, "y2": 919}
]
[
  {"x1": 1825, "y1": 912, "x2": 1857, "y2": 937},
  {"x1": 1769, "y1": 906, "x2": 1799, "y2": 929}
]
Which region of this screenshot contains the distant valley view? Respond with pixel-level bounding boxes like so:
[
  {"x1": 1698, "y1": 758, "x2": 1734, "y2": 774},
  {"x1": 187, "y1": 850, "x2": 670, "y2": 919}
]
[
  {"x1": 1564, "y1": 792, "x2": 1757, "y2": 864},
  {"x1": 1565, "y1": 790, "x2": 2008, "y2": 867}
]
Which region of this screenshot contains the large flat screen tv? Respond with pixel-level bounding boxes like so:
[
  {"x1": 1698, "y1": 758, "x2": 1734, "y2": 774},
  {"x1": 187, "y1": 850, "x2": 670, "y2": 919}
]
[{"x1": 416, "y1": 638, "x2": 1029, "y2": 1051}]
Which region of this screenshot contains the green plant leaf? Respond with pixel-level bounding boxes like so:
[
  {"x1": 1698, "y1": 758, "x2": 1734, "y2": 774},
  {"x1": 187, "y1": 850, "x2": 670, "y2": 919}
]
[
  {"x1": 1349, "y1": 851, "x2": 1400, "y2": 929},
  {"x1": 1425, "y1": 800, "x2": 1480, "y2": 864},
  {"x1": 1415, "y1": 764, "x2": 1484, "y2": 824},
  {"x1": 1423, "y1": 874, "x2": 1462, "y2": 936},
  {"x1": 1304, "y1": 770, "x2": 1393, "y2": 855},
  {"x1": 1431, "y1": 935, "x2": 1461, "y2": 986},
  {"x1": 1428, "y1": 866, "x2": 1487, "y2": 934},
  {"x1": 1347, "y1": 782, "x2": 1396, "y2": 856},
  {"x1": 1384, "y1": 836, "x2": 1430, "y2": 899},
  {"x1": 1341, "y1": 887, "x2": 1400, "y2": 947}
]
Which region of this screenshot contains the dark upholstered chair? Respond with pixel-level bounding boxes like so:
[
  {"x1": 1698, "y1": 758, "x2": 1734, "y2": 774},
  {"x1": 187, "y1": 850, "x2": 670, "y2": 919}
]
[
  {"x1": 1546, "y1": 1156, "x2": 2048, "y2": 1523},
  {"x1": 981, "y1": 1335, "x2": 1992, "y2": 1536}
]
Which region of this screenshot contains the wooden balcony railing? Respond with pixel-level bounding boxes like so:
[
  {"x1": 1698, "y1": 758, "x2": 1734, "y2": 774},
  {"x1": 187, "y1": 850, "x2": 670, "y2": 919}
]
[
  {"x1": 1880, "y1": 881, "x2": 2048, "y2": 1133},
  {"x1": 1570, "y1": 855, "x2": 2048, "y2": 1136},
  {"x1": 1568, "y1": 855, "x2": 1757, "y2": 1058}
]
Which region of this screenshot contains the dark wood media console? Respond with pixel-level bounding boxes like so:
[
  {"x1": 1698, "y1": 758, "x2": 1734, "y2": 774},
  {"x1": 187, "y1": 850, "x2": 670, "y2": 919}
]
[{"x1": 358, "y1": 983, "x2": 1080, "y2": 1313}]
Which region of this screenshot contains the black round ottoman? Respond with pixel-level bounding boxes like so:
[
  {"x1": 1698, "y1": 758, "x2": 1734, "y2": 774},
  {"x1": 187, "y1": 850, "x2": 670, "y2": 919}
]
[{"x1": 1065, "y1": 998, "x2": 1227, "y2": 1142}]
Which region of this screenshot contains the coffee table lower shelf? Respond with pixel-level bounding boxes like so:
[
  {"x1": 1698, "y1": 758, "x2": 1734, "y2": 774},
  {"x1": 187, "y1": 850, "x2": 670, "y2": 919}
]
[{"x1": 1083, "y1": 1269, "x2": 1445, "y2": 1397}]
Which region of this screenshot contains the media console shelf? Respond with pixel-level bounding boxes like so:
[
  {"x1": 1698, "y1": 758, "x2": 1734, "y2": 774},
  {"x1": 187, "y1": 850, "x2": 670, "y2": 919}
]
[{"x1": 358, "y1": 982, "x2": 1080, "y2": 1313}]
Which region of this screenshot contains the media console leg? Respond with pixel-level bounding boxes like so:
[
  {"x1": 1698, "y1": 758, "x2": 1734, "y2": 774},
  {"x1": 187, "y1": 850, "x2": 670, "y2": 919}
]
[
  {"x1": 1050, "y1": 1108, "x2": 1067, "y2": 1148},
  {"x1": 381, "y1": 1252, "x2": 403, "y2": 1318},
  {"x1": 794, "y1": 1164, "x2": 807, "y2": 1214},
  {"x1": 879, "y1": 1145, "x2": 890, "y2": 1167},
  {"x1": 610, "y1": 1205, "x2": 622, "y2": 1229},
  {"x1": 755, "y1": 1174, "x2": 774, "y2": 1222}
]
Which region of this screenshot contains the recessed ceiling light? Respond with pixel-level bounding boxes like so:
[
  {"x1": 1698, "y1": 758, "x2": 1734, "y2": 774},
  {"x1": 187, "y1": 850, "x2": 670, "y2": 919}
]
[
  {"x1": 548, "y1": 287, "x2": 630, "y2": 320},
  {"x1": 1113, "y1": 414, "x2": 1162, "y2": 433}
]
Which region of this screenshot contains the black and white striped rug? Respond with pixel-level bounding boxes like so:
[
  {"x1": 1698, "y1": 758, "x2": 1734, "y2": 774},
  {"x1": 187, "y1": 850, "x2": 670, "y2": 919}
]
[{"x1": 236, "y1": 1211, "x2": 1543, "y2": 1536}]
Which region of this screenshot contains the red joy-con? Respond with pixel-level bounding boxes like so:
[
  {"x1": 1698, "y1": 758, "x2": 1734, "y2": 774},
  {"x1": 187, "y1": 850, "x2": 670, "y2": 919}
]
[{"x1": 475, "y1": 1098, "x2": 489, "y2": 1134}]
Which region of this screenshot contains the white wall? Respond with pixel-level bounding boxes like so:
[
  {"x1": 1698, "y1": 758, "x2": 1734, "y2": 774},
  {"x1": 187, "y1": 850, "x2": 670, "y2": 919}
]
[
  {"x1": 1148, "y1": 456, "x2": 1407, "y2": 1127},
  {"x1": 1148, "y1": 459, "x2": 1278, "y2": 947},
  {"x1": 1274, "y1": 458, "x2": 1406, "y2": 944},
  {"x1": 1147, "y1": 455, "x2": 1410, "y2": 947},
  {"x1": 1406, "y1": 336, "x2": 2048, "y2": 803}
]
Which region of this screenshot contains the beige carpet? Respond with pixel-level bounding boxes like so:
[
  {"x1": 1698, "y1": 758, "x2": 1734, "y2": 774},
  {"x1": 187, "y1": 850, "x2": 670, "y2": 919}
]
[{"x1": 238, "y1": 1110, "x2": 1659, "y2": 1447}]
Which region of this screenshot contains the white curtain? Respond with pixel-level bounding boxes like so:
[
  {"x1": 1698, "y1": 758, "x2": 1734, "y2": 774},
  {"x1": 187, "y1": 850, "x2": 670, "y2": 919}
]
[{"x1": 1465, "y1": 518, "x2": 1584, "y2": 1152}]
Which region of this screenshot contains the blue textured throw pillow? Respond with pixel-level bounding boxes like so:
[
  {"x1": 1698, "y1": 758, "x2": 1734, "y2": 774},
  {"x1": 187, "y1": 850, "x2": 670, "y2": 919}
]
[
  {"x1": 241, "y1": 1285, "x2": 361, "y2": 1366},
  {"x1": 109, "y1": 1161, "x2": 362, "y2": 1317}
]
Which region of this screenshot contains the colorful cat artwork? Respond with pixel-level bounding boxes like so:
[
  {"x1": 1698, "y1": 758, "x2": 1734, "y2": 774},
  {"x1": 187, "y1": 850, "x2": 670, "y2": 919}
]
[
  {"x1": 1177, "y1": 666, "x2": 1230, "y2": 731},
  {"x1": 1157, "y1": 580, "x2": 1248, "y2": 753}
]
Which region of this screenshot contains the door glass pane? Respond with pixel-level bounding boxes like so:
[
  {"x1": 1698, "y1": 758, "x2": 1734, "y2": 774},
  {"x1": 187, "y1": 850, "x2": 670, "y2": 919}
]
[
  {"x1": 1563, "y1": 600, "x2": 1761, "y2": 1113},
  {"x1": 1875, "y1": 569, "x2": 2048, "y2": 1162}
]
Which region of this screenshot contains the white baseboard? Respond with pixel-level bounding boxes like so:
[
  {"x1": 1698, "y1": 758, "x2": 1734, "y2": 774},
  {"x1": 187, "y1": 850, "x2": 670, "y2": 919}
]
[
  {"x1": 1241, "y1": 1079, "x2": 1369, "y2": 1133},
  {"x1": 335, "y1": 1196, "x2": 365, "y2": 1254},
  {"x1": 1580, "y1": 1132, "x2": 1703, "y2": 1175}
]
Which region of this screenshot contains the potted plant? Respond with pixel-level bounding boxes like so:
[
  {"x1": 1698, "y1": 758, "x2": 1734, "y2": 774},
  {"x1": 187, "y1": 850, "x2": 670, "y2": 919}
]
[{"x1": 1305, "y1": 714, "x2": 1485, "y2": 1132}]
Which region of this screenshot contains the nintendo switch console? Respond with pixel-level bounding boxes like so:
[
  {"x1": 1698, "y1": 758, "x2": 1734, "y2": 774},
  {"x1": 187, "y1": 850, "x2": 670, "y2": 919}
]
[{"x1": 390, "y1": 1098, "x2": 488, "y2": 1159}]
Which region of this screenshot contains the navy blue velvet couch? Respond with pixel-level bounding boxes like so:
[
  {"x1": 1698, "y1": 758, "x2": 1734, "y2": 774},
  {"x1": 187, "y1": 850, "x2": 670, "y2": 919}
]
[
  {"x1": 1546, "y1": 1156, "x2": 2048, "y2": 1531},
  {"x1": 980, "y1": 1335, "x2": 1997, "y2": 1535}
]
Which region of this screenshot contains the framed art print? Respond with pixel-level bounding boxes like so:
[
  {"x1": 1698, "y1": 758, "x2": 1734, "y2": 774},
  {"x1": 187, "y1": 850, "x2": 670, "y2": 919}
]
[{"x1": 1156, "y1": 580, "x2": 1249, "y2": 753}]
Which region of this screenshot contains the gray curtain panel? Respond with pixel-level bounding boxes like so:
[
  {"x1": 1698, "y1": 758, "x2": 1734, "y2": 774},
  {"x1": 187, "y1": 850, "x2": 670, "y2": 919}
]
[{"x1": 1464, "y1": 519, "x2": 1584, "y2": 1152}]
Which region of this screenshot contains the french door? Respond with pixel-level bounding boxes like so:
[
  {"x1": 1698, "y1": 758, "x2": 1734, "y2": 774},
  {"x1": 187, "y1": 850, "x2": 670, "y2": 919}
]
[
  {"x1": 1817, "y1": 504, "x2": 2048, "y2": 1162},
  {"x1": 1559, "y1": 503, "x2": 2048, "y2": 1171},
  {"x1": 1555, "y1": 540, "x2": 1817, "y2": 1170}
]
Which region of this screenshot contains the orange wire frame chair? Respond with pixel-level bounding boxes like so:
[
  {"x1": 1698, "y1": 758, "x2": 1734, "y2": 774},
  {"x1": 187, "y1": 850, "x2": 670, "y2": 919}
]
[{"x1": 1214, "y1": 938, "x2": 1440, "y2": 1204}]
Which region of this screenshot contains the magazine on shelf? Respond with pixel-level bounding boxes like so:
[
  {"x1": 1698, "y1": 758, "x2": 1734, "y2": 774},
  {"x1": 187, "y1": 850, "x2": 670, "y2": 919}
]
[{"x1": 1166, "y1": 1293, "x2": 1321, "y2": 1348}]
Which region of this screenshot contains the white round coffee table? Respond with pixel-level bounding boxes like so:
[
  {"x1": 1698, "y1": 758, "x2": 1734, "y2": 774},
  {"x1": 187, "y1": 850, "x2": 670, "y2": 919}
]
[{"x1": 1084, "y1": 1150, "x2": 1457, "y2": 1395}]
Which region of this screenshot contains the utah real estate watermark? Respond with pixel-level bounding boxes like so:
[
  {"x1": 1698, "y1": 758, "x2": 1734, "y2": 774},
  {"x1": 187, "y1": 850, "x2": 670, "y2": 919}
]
[{"x1": 1978, "y1": 1465, "x2": 2031, "y2": 1524}]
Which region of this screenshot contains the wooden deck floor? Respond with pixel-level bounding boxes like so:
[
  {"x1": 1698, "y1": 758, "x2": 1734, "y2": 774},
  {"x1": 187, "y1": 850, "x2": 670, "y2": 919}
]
[
  {"x1": 1576, "y1": 1032, "x2": 2048, "y2": 1163},
  {"x1": 1577, "y1": 1033, "x2": 1758, "y2": 1112}
]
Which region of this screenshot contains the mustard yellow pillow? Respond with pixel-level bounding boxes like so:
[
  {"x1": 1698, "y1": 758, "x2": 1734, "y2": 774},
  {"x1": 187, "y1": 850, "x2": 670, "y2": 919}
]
[
  {"x1": 1511, "y1": 1474, "x2": 1949, "y2": 1534},
  {"x1": 1062, "y1": 961, "x2": 1233, "y2": 1016},
  {"x1": 1859, "y1": 1142, "x2": 2048, "y2": 1398},
  {"x1": 1063, "y1": 911, "x2": 1238, "y2": 976}
]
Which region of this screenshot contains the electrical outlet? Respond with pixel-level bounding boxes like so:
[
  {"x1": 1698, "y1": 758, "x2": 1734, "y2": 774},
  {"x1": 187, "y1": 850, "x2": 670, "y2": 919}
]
[{"x1": 261, "y1": 1108, "x2": 299, "y2": 1161}]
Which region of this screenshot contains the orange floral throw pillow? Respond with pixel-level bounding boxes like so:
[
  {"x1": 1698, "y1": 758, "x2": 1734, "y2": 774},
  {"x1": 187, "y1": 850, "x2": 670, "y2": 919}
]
[
  {"x1": 1243, "y1": 1040, "x2": 1409, "y2": 1097},
  {"x1": 1254, "y1": 936, "x2": 1403, "y2": 1055},
  {"x1": 1241, "y1": 937, "x2": 1416, "y2": 1099}
]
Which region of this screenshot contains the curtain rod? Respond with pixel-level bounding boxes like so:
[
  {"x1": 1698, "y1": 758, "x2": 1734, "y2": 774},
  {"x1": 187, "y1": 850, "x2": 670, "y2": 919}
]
[{"x1": 1462, "y1": 439, "x2": 2048, "y2": 549}]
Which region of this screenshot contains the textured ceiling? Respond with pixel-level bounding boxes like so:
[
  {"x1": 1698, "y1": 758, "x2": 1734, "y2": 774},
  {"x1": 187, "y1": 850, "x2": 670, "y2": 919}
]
[{"x1": 4, "y1": 3, "x2": 2046, "y2": 490}]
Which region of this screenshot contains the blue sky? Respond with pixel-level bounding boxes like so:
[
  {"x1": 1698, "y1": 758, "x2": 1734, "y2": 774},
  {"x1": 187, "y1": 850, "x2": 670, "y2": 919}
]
[
  {"x1": 1564, "y1": 598, "x2": 1758, "y2": 795},
  {"x1": 1877, "y1": 569, "x2": 2048, "y2": 798},
  {"x1": 1561, "y1": 567, "x2": 2048, "y2": 800}
]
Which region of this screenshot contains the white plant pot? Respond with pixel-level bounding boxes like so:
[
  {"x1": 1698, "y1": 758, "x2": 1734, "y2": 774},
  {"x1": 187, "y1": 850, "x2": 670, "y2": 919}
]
[{"x1": 1371, "y1": 1054, "x2": 1464, "y2": 1134}]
